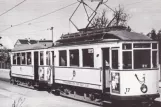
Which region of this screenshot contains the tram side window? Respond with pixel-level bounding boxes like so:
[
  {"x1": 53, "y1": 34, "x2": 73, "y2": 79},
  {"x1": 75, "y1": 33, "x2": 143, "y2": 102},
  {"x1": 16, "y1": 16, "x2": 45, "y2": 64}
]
[
  {"x1": 27, "y1": 52, "x2": 31, "y2": 65},
  {"x1": 17, "y1": 53, "x2": 21, "y2": 65},
  {"x1": 13, "y1": 53, "x2": 17, "y2": 64},
  {"x1": 70, "y1": 50, "x2": 79, "y2": 66},
  {"x1": 59, "y1": 50, "x2": 67, "y2": 66},
  {"x1": 40, "y1": 51, "x2": 44, "y2": 65},
  {"x1": 82, "y1": 49, "x2": 94, "y2": 67},
  {"x1": 152, "y1": 51, "x2": 157, "y2": 68},
  {"x1": 21, "y1": 53, "x2": 26, "y2": 64},
  {"x1": 46, "y1": 51, "x2": 50, "y2": 65},
  {"x1": 112, "y1": 50, "x2": 118, "y2": 69},
  {"x1": 123, "y1": 51, "x2": 132, "y2": 69},
  {"x1": 134, "y1": 50, "x2": 150, "y2": 69}
]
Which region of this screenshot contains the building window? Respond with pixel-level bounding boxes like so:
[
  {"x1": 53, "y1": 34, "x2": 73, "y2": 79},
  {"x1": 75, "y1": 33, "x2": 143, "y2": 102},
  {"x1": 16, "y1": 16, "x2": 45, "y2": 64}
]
[
  {"x1": 112, "y1": 50, "x2": 118, "y2": 69},
  {"x1": 59, "y1": 50, "x2": 67, "y2": 66},
  {"x1": 17, "y1": 53, "x2": 21, "y2": 65},
  {"x1": 13, "y1": 53, "x2": 17, "y2": 64},
  {"x1": 70, "y1": 49, "x2": 79, "y2": 66},
  {"x1": 27, "y1": 52, "x2": 31, "y2": 65},
  {"x1": 152, "y1": 51, "x2": 157, "y2": 68},
  {"x1": 134, "y1": 50, "x2": 150, "y2": 69},
  {"x1": 123, "y1": 51, "x2": 132, "y2": 69},
  {"x1": 82, "y1": 49, "x2": 94, "y2": 67},
  {"x1": 40, "y1": 51, "x2": 44, "y2": 65},
  {"x1": 21, "y1": 53, "x2": 26, "y2": 64},
  {"x1": 46, "y1": 51, "x2": 50, "y2": 65}
]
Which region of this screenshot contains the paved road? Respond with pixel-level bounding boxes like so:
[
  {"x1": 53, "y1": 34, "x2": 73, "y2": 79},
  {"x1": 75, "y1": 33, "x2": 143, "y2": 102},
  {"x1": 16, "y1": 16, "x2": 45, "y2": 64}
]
[
  {"x1": 0, "y1": 69, "x2": 161, "y2": 107},
  {"x1": 0, "y1": 80, "x2": 99, "y2": 107}
]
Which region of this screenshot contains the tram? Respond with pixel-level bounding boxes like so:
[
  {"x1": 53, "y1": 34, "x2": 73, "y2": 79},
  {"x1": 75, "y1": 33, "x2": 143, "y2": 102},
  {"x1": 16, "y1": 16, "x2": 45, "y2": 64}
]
[
  {"x1": 10, "y1": 42, "x2": 53, "y2": 88},
  {"x1": 10, "y1": 28, "x2": 160, "y2": 106}
]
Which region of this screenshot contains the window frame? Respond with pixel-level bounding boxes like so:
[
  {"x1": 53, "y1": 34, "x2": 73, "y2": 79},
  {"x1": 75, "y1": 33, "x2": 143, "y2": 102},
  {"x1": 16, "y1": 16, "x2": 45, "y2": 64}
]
[
  {"x1": 21, "y1": 52, "x2": 26, "y2": 65},
  {"x1": 40, "y1": 51, "x2": 44, "y2": 65},
  {"x1": 12, "y1": 53, "x2": 17, "y2": 65},
  {"x1": 59, "y1": 50, "x2": 67, "y2": 66},
  {"x1": 69, "y1": 49, "x2": 79, "y2": 67},
  {"x1": 82, "y1": 48, "x2": 94, "y2": 67}
]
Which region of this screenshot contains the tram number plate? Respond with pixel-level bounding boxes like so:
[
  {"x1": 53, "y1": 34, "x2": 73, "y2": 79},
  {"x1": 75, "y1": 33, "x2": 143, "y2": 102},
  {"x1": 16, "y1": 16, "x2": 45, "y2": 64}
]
[{"x1": 125, "y1": 88, "x2": 130, "y2": 92}]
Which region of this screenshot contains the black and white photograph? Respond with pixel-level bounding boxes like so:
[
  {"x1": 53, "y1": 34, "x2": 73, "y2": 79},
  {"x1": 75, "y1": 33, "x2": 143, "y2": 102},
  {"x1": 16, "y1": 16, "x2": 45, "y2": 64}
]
[{"x1": 0, "y1": 0, "x2": 161, "y2": 107}]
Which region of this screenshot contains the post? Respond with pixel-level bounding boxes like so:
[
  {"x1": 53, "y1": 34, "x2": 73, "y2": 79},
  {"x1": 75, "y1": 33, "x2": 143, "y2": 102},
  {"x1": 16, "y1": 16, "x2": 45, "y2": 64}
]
[{"x1": 50, "y1": 27, "x2": 54, "y2": 43}]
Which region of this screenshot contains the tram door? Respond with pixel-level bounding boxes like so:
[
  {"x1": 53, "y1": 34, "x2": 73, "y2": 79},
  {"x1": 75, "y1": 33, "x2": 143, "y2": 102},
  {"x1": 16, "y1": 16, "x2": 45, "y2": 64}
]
[
  {"x1": 51, "y1": 51, "x2": 55, "y2": 83},
  {"x1": 102, "y1": 48, "x2": 110, "y2": 92},
  {"x1": 34, "y1": 51, "x2": 39, "y2": 81}
]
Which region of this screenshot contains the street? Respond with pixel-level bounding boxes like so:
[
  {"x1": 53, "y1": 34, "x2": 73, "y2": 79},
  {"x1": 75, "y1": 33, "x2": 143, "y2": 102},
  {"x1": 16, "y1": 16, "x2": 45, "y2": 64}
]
[
  {"x1": 0, "y1": 70, "x2": 161, "y2": 107},
  {"x1": 0, "y1": 79, "x2": 100, "y2": 107}
]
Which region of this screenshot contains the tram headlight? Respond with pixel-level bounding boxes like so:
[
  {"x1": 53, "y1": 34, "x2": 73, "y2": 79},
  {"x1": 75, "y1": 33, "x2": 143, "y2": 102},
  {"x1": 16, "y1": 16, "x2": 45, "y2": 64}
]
[{"x1": 140, "y1": 84, "x2": 148, "y2": 93}]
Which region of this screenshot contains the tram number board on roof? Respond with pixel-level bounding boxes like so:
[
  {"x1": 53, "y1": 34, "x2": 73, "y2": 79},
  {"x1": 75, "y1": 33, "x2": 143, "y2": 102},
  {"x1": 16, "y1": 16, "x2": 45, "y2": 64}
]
[
  {"x1": 133, "y1": 43, "x2": 150, "y2": 48},
  {"x1": 88, "y1": 49, "x2": 94, "y2": 53}
]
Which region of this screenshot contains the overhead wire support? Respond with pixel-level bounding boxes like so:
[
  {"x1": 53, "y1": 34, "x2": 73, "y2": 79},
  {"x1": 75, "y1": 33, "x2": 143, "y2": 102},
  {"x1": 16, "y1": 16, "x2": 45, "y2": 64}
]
[
  {"x1": 0, "y1": 0, "x2": 27, "y2": 17},
  {"x1": 0, "y1": 1, "x2": 78, "y2": 33},
  {"x1": 69, "y1": 0, "x2": 116, "y2": 31}
]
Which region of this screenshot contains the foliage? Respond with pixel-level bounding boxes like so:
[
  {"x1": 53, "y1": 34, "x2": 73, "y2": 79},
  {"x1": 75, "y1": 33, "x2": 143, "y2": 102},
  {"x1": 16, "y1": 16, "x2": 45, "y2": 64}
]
[
  {"x1": 12, "y1": 97, "x2": 25, "y2": 107},
  {"x1": 91, "y1": 9, "x2": 109, "y2": 28},
  {"x1": 91, "y1": 5, "x2": 129, "y2": 28},
  {"x1": 111, "y1": 5, "x2": 129, "y2": 27},
  {"x1": 0, "y1": 47, "x2": 10, "y2": 63}
]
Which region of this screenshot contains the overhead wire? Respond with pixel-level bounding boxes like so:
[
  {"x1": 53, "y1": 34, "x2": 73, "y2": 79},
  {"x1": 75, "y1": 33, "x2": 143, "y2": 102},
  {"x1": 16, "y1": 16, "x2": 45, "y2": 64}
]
[
  {"x1": 0, "y1": 1, "x2": 78, "y2": 33},
  {"x1": 0, "y1": 0, "x2": 27, "y2": 17}
]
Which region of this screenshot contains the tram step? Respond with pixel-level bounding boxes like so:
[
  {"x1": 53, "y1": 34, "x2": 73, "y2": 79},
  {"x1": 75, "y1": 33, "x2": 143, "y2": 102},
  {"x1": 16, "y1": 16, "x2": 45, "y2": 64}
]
[{"x1": 102, "y1": 100, "x2": 112, "y2": 104}]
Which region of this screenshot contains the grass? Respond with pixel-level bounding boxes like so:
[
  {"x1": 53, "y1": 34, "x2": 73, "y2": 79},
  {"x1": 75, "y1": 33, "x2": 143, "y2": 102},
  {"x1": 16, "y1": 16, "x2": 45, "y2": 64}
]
[{"x1": 12, "y1": 97, "x2": 25, "y2": 107}]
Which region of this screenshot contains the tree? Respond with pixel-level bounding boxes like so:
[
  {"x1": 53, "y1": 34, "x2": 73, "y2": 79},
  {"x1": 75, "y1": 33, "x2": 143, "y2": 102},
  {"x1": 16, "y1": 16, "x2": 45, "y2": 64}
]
[
  {"x1": 91, "y1": 9, "x2": 109, "y2": 28},
  {"x1": 91, "y1": 5, "x2": 129, "y2": 28},
  {"x1": 147, "y1": 29, "x2": 159, "y2": 40},
  {"x1": 111, "y1": 5, "x2": 129, "y2": 27},
  {"x1": 0, "y1": 47, "x2": 10, "y2": 63}
]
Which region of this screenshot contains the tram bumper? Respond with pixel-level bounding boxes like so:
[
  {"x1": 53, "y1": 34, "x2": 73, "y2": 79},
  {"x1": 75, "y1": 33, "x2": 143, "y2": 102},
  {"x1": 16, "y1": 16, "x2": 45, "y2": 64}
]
[{"x1": 110, "y1": 93, "x2": 160, "y2": 101}]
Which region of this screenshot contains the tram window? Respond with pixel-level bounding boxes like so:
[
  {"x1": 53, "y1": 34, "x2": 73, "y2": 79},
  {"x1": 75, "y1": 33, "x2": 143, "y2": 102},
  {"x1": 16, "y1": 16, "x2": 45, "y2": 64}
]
[
  {"x1": 59, "y1": 50, "x2": 67, "y2": 66},
  {"x1": 17, "y1": 53, "x2": 21, "y2": 65},
  {"x1": 46, "y1": 51, "x2": 50, "y2": 65},
  {"x1": 123, "y1": 51, "x2": 132, "y2": 69},
  {"x1": 70, "y1": 49, "x2": 79, "y2": 66},
  {"x1": 152, "y1": 51, "x2": 157, "y2": 68},
  {"x1": 40, "y1": 51, "x2": 44, "y2": 65},
  {"x1": 27, "y1": 52, "x2": 31, "y2": 65},
  {"x1": 13, "y1": 53, "x2": 17, "y2": 64},
  {"x1": 134, "y1": 50, "x2": 150, "y2": 69},
  {"x1": 112, "y1": 50, "x2": 118, "y2": 69},
  {"x1": 21, "y1": 53, "x2": 26, "y2": 64},
  {"x1": 122, "y1": 44, "x2": 132, "y2": 50},
  {"x1": 82, "y1": 49, "x2": 94, "y2": 67},
  {"x1": 152, "y1": 43, "x2": 157, "y2": 49}
]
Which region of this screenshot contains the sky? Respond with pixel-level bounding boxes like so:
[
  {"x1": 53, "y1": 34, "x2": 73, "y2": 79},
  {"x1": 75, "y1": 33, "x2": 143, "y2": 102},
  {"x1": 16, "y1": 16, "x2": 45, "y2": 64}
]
[{"x1": 0, "y1": 0, "x2": 161, "y2": 49}]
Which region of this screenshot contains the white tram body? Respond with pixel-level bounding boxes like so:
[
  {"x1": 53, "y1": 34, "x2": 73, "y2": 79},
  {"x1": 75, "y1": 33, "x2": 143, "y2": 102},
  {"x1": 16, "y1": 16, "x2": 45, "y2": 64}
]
[
  {"x1": 10, "y1": 43, "x2": 53, "y2": 85},
  {"x1": 10, "y1": 29, "x2": 160, "y2": 105},
  {"x1": 52, "y1": 29, "x2": 160, "y2": 101}
]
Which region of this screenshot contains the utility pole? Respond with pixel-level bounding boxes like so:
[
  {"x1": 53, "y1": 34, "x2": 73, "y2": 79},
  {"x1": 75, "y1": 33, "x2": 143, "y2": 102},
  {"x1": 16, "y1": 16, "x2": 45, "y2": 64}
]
[{"x1": 50, "y1": 27, "x2": 54, "y2": 43}]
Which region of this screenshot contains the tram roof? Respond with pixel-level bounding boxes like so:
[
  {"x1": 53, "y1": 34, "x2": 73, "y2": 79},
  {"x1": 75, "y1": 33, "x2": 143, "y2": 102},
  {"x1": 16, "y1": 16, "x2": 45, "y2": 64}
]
[
  {"x1": 12, "y1": 43, "x2": 53, "y2": 52},
  {"x1": 56, "y1": 30, "x2": 152, "y2": 45},
  {"x1": 107, "y1": 30, "x2": 151, "y2": 40}
]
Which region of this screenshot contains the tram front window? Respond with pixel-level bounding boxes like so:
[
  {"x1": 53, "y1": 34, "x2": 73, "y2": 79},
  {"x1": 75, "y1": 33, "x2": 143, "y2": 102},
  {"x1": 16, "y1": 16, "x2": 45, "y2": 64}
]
[
  {"x1": 134, "y1": 50, "x2": 150, "y2": 69},
  {"x1": 123, "y1": 52, "x2": 132, "y2": 69}
]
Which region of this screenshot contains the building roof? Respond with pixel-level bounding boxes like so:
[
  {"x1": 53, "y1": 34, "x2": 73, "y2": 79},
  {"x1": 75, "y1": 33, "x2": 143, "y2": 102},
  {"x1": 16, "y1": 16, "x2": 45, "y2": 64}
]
[
  {"x1": 12, "y1": 43, "x2": 53, "y2": 52},
  {"x1": 18, "y1": 39, "x2": 37, "y2": 44}
]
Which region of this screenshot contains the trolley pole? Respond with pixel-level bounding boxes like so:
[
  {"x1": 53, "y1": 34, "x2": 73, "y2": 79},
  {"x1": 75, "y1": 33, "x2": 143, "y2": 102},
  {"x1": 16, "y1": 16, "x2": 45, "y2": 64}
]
[{"x1": 50, "y1": 27, "x2": 54, "y2": 43}]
